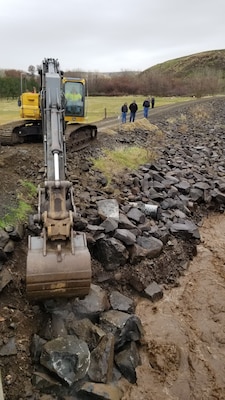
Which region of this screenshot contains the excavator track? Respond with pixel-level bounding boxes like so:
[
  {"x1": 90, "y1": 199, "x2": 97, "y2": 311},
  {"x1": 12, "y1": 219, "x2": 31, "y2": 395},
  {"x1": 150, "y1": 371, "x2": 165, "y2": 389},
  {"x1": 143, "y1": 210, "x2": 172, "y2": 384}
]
[
  {"x1": 66, "y1": 123, "x2": 97, "y2": 151},
  {"x1": 0, "y1": 120, "x2": 26, "y2": 145},
  {"x1": 0, "y1": 121, "x2": 97, "y2": 150}
]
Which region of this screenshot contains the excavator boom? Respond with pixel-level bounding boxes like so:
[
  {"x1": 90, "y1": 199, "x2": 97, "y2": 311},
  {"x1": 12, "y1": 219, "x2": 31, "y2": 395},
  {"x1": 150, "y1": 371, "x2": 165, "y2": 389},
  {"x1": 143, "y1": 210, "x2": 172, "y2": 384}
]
[{"x1": 26, "y1": 58, "x2": 91, "y2": 300}]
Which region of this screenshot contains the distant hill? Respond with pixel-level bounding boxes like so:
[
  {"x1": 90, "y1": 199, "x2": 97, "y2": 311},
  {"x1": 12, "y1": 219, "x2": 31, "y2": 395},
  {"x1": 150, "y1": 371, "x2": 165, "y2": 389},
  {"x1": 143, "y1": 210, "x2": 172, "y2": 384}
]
[
  {"x1": 140, "y1": 49, "x2": 225, "y2": 79},
  {"x1": 138, "y1": 49, "x2": 225, "y2": 96}
]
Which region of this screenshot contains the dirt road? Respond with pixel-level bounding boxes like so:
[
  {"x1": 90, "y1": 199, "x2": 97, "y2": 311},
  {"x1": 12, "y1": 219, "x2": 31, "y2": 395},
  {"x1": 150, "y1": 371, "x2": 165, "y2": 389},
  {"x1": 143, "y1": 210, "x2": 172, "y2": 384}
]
[{"x1": 120, "y1": 213, "x2": 225, "y2": 400}]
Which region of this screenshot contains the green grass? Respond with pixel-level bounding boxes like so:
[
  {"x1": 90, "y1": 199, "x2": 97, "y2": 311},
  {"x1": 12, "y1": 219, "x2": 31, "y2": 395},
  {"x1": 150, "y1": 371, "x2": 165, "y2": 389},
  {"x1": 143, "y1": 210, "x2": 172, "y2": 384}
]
[
  {"x1": 0, "y1": 179, "x2": 37, "y2": 228},
  {"x1": 0, "y1": 200, "x2": 32, "y2": 229},
  {"x1": 91, "y1": 119, "x2": 164, "y2": 184},
  {"x1": 85, "y1": 96, "x2": 195, "y2": 122},
  {"x1": 92, "y1": 145, "x2": 151, "y2": 184},
  {"x1": 19, "y1": 180, "x2": 37, "y2": 198},
  {"x1": 0, "y1": 96, "x2": 195, "y2": 125},
  {"x1": 0, "y1": 98, "x2": 21, "y2": 124}
]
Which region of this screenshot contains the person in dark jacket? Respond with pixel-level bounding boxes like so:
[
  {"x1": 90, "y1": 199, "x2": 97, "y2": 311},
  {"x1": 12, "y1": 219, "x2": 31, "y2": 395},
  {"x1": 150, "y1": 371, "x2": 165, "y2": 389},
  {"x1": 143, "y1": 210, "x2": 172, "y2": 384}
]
[
  {"x1": 129, "y1": 100, "x2": 138, "y2": 122},
  {"x1": 151, "y1": 96, "x2": 155, "y2": 108},
  {"x1": 143, "y1": 97, "x2": 150, "y2": 118},
  {"x1": 121, "y1": 102, "x2": 128, "y2": 123}
]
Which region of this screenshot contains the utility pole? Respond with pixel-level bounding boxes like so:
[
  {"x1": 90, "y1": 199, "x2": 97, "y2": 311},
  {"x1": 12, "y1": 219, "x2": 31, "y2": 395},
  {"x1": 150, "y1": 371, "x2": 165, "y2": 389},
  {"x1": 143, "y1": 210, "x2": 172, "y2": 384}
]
[{"x1": 20, "y1": 72, "x2": 27, "y2": 94}]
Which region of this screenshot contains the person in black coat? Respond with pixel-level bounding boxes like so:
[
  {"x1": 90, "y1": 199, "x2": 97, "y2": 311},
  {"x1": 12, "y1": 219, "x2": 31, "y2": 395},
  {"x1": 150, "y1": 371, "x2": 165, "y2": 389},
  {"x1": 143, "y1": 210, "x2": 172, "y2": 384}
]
[
  {"x1": 143, "y1": 98, "x2": 150, "y2": 118},
  {"x1": 151, "y1": 96, "x2": 155, "y2": 108},
  {"x1": 121, "y1": 102, "x2": 128, "y2": 123},
  {"x1": 129, "y1": 100, "x2": 138, "y2": 122}
]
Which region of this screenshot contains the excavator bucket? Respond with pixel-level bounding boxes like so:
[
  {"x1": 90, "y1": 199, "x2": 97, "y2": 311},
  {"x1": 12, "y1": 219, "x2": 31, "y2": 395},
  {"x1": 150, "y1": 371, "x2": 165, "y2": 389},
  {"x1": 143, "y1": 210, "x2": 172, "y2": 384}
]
[{"x1": 26, "y1": 232, "x2": 91, "y2": 300}]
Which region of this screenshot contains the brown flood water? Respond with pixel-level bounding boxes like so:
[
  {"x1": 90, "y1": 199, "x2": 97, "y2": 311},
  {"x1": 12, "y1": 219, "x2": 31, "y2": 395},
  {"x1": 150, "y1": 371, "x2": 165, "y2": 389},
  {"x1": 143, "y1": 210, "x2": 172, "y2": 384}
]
[{"x1": 120, "y1": 213, "x2": 225, "y2": 400}]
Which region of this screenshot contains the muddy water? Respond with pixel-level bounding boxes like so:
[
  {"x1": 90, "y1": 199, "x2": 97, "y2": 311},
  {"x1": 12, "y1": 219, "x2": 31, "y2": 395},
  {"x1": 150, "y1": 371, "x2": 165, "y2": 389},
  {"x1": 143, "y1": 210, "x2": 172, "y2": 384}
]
[{"x1": 120, "y1": 213, "x2": 225, "y2": 400}]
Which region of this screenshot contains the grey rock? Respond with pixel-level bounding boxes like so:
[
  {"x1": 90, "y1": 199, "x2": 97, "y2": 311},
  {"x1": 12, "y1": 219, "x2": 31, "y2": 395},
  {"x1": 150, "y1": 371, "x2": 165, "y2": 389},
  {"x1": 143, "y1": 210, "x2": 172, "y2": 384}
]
[
  {"x1": 79, "y1": 382, "x2": 122, "y2": 400},
  {"x1": 144, "y1": 281, "x2": 163, "y2": 302},
  {"x1": 32, "y1": 371, "x2": 62, "y2": 391},
  {"x1": 86, "y1": 224, "x2": 105, "y2": 235},
  {"x1": 170, "y1": 221, "x2": 200, "y2": 239},
  {"x1": 30, "y1": 334, "x2": 47, "y2": 363},
  {"x1": 153, "y1": 181, "x2": 166, "y2": 191},
  {"x1": 114, "y1": 341, "x2": 141, "y2": 384},
  {"x1": 126, "y1": 207, "x2": 145, "y2": 224},
  {"x1": 0, "y1": 337, "x2": 17, "y2": 356},
  {"x1": 100, "y1": 310, "x2": 143, "y2": 350},
  {"x1": 109, "y1": 291, "x2": 134, "y2": 313},
  {"x1": 3, "y1": 239, "x2": 15, "y2": 253},
  {"x1": 0, "y1": 248, "x2": 7, "y2": 262},
  {"x1": 211, "y1": 188, "x2": 225, "y2": 204},
  {"x1": 94, "y1": 237, "x2": 129, "y2": 270},
  {"x1": 0, "y1": 228, "x2": 10, "y2": 248},
  {"x1": 189, "y1": 188, "x2": 204, "y2": 202},
  {"x1": 136, "y1": 236, "x2": 163, "y2": 258},
  {"x1": 175, "y1": 180, "x2": 191, "y2": 194},
  {"x1": 129, "y1": 243, "x2": 153, "y2": 265},
  {"x1": 72, "y1": 284, "x2": 110, "y2": 321},
  {"x1": 66, "y1": 317, "x2": 105, "y2": 351},
  {"x1": 88, "y1": 333, "x2": 114, "y2": 383},
  {"x1": 50, "y1": 314, "x2": 67, "y2": 338},
  {"x1": 0, "y1": 268, "x2": 12, "y2": 291},
  {"x1": 193, "y1": 181, "x2": 210, "y2": 190},
  {"x1": 161, "y1": 198, "x2": 180, "y2": 210},
  {"x1": 118, "y1": 213, "x2": 136, "y2": 229},
  {"x1": 97, "y1": 199, "x2": 120, "y2": 220},
  {"x1": 40, "y1": 335, "x2": 90, "y2": 386},
  {"x1": 8, "y1": 223, "x2": 24, "y2": 241},
  {"x1": 100, "y1": 217, "x2": 118, "y2": 233},
  {"x1": 114, "y1": 228, "x2": 136, "y2": 245}
]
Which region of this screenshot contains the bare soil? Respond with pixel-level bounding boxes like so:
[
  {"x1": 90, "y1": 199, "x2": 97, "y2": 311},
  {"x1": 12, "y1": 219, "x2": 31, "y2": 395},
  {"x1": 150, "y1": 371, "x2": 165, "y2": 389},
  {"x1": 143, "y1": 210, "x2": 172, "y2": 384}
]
[{"x1": 0, "y1": 100, "x2": 225, "y2": 399}]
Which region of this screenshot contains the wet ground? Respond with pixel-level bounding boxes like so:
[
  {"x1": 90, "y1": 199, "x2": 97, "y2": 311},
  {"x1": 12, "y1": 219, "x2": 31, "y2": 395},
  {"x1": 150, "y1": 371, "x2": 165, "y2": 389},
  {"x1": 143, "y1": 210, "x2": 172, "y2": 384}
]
[{"x1": 120, "y1": 212, "x2": 225, "y2": 400}]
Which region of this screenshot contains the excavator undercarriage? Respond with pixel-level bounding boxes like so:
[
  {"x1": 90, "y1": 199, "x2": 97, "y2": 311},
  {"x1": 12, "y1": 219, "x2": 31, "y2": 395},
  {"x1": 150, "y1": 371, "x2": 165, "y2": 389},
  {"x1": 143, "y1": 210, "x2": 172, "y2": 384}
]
[{"x1": 0, "y1": 120, "x2": 97, "y2": 150}]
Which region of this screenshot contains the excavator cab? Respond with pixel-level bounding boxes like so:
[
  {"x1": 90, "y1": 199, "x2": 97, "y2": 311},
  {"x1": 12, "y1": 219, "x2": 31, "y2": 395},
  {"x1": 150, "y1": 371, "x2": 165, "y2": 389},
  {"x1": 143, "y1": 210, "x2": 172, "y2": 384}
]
[
  {"x1": 26, "y1": 59, "x2": 92, "y2": 300},
  {"x1": 63, "y1": 77, "x2": 97, "y2": 150},
  {"x1": 64, "y1": 79, "x2": 86, "y2": 121}
]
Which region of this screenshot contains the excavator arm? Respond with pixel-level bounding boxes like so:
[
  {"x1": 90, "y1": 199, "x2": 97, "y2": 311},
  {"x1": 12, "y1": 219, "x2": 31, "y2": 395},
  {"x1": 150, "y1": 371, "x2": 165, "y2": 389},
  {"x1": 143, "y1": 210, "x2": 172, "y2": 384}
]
[{"x1": 26, "y1": 58, "x2": 91, "y2": 300}]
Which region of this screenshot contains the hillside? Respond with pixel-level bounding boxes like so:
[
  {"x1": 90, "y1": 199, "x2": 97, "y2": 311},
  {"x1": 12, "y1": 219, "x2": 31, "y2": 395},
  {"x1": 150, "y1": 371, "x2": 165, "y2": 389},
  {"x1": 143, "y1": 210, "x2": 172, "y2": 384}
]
[{"x1": 140, "y1": 49, "x2": 225, "y2": 79}]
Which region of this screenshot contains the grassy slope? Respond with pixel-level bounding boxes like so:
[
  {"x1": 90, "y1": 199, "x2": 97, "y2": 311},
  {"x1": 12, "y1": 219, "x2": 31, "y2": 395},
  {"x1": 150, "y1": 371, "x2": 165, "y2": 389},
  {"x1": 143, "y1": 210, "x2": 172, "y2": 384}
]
[{"x1": 140, "y1": 49, "x2": 225, "y2": 78}]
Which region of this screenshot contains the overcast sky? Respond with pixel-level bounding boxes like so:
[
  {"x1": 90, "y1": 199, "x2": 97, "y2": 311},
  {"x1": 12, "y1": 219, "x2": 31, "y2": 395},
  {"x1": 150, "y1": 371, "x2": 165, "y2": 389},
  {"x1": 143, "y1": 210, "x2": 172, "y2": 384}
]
[{"x1": 1, "y1": 0, "x2": 224, "y2": 73}]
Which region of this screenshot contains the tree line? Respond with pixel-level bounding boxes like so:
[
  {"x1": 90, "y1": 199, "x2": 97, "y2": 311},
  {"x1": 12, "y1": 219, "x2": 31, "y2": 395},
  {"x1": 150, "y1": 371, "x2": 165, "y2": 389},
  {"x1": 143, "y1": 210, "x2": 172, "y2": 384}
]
[{"x1": 0, "y1": 65, "x2": 224, "y2": 99}]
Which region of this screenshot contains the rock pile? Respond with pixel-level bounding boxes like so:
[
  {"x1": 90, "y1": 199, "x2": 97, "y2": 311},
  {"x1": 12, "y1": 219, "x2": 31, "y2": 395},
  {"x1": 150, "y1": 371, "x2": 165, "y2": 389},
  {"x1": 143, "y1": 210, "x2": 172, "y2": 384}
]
[{"x1": 29, "y1": 285, "x2": 143, "y2": 398}]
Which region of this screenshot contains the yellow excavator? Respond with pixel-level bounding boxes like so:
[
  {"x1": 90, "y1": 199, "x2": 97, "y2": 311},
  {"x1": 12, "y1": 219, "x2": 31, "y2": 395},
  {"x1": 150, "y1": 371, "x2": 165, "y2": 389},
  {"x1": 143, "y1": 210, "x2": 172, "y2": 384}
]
[
  {"x1": 1, "y1": 66, "x2": 97, "y2": 150},
  {"x1": 26, "y1": 58, "x2": 92, "y2": 299}
]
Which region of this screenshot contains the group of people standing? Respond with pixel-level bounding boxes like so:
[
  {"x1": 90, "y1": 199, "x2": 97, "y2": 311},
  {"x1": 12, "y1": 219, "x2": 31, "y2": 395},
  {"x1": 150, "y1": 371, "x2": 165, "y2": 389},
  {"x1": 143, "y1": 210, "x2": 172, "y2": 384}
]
[{"x1": 121, "y1": 96, "x2": 155, "y2": 123}]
